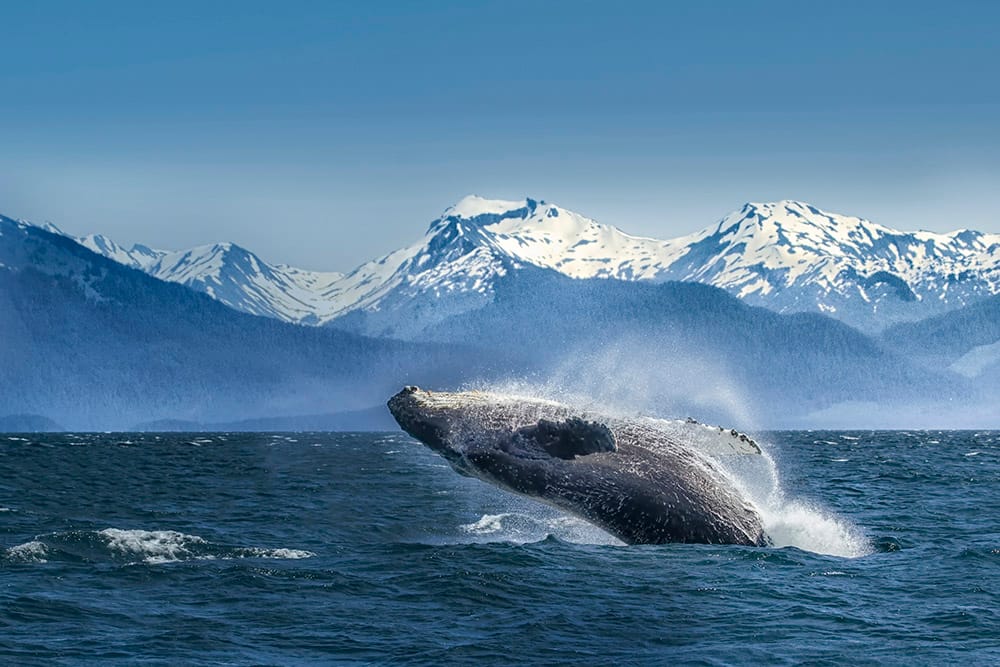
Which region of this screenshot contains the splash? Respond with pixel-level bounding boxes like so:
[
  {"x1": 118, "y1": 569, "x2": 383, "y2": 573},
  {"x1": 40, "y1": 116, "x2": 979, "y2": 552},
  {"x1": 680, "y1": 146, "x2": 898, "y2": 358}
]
[
  {"x1": 703, "y1": 447, "x2": 871, "y2": 558},
  {"x1": 467, "y1": 335, "x2": 759, "y2": 430},
  {"x1": 458, "y1": 511, "x2": 623, "y2": 546}
]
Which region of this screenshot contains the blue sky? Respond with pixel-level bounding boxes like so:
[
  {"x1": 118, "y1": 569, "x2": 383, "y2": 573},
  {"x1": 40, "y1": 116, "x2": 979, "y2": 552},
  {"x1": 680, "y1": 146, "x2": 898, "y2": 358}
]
[{"x1": 1, "y1": 1, "x2": 998, "y2": 269}]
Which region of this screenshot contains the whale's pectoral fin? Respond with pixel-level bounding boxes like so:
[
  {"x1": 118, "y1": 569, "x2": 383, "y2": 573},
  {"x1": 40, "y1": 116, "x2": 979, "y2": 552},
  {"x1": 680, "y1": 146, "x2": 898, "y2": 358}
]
[{"x1": 515, "y1": 418, "x2": 617, "y2": 460}]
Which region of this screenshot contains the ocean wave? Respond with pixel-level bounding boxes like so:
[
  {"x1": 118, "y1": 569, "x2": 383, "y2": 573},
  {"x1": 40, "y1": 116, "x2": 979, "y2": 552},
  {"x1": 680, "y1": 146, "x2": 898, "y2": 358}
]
[{"x1": 2, "y1": 528, "x2": 315, "y2": 565}]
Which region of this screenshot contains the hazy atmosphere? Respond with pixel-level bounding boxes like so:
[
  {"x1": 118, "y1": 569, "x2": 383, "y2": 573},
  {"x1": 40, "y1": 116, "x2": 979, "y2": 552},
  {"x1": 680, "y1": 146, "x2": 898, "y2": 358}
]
[{"x1": 2, "y1": 1, "x2": 998, "y2": 269}]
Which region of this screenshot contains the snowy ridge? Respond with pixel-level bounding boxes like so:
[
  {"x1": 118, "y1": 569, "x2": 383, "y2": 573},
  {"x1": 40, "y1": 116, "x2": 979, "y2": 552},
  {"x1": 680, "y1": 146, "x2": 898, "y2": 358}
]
[
  {"x1": 12, "y1": 195, "x2": 1000, "y2": 334},
  {"x1": 17, "y1": 222, "x2": 346, "y2": 324},
  {"x1": 143, "y1": 244, "x2": 344, "y2": 324},
  {"x1": 660, "y1": 201, "x2": 1000, "y2": 327}
]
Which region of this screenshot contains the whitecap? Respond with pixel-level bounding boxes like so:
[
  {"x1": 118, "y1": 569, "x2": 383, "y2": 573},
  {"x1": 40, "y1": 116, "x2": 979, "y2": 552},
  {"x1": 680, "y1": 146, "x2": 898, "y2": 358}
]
[
  {"x1": 239, "y1": 547, "x2": 314, "y2": 559},
  {"x1": 4, "y1": 540, "x2": 49, "y2": 563},
  {"x1": 99, "y1": 528, "x2": 316, "y2": 564},
  {"x1": 100, "y1": 528, "x2": 207, "y2": 563}
]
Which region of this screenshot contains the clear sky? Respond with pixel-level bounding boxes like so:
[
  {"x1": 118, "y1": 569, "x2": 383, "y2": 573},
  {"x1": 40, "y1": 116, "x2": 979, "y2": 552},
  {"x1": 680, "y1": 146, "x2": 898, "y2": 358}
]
[{"x1": 1, "y1": 1, "x2": 998, "y2": 270}]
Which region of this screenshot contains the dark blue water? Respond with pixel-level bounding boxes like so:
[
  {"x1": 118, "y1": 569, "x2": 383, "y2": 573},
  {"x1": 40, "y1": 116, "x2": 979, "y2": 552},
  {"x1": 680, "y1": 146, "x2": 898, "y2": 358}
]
[{"x1": 2, "y1": 430, "x2": 998, "y2": 665}]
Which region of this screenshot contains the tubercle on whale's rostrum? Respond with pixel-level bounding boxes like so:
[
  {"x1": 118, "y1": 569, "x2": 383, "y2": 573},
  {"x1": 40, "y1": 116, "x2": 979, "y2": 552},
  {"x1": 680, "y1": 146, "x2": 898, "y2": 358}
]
[{"x1": 386, "y1": 386, "x2": 768, "y2": 547}]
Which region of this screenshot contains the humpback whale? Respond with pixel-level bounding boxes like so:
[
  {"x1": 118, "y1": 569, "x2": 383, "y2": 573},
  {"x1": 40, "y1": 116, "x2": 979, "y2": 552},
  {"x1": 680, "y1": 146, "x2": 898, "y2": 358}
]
[{"x1": 387, "y1": 386, "x2": 769, "y2": 546}]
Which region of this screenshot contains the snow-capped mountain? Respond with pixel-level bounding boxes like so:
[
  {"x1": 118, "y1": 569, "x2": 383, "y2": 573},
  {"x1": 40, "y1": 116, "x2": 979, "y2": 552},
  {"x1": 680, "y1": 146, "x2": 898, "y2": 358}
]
[
  {"x1": 45, "y1": 225, "x2": 344, "y2": 324},
  {"x1": 142, "y1": 244, "x2": 344, "y2": 324},
  {"x1": 657, "y1": 201, "x2": 1000, "y2": 330},
  {"x1": 15, "y1": 196, "x2": 1000, "y2": 335}
]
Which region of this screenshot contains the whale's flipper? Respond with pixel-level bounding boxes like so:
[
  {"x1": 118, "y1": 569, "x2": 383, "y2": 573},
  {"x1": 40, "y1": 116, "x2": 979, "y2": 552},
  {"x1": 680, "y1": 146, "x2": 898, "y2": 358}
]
[
  {"x1": 515, "y1": 418, "x2": 617, "y2": 460},
  {"x1": 638, "y1": 418, "x2": 762, "y2": 456}
]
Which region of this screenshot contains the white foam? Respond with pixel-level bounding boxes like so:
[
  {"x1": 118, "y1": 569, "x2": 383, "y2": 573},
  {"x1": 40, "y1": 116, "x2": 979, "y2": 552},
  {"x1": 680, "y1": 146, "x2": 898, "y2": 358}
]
[
  {"x1": 459, "y1": 512, "x2": 623, "y2": 547},
  {"x1": 236, "y1": 547, "x2": 315, "y2": 559},
  {"x1": 98, "y1": 528, "x2": 315, "y2": 564},
  {"x1": 716, "y1": 450, "x2": 871, "y2": 558},
  {"x1": 759, "y1": 500, "x2": 869, "y2": 558},
  {"x1": 100, "y1": 528, "x2": 206, "y2": 563},
  {"x1": 461, "y1": 513, "x2": 510, "y2": 534},
  {"x1": 5, "y1": 540, "x2": 49, "y2": 563}
]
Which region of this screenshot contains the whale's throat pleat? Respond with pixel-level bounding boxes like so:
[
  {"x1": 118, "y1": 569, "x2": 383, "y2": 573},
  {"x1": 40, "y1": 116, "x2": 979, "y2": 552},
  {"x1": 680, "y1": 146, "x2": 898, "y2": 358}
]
[{"x1": 514, "y1": 418, "x2": 617, "y2": 460}]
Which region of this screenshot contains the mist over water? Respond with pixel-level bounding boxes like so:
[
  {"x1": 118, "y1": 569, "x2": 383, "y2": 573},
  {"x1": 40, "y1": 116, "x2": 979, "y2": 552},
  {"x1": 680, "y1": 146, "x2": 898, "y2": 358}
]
[{"x1": 542, "y1": 336, "x2": 758, "y2": 428}]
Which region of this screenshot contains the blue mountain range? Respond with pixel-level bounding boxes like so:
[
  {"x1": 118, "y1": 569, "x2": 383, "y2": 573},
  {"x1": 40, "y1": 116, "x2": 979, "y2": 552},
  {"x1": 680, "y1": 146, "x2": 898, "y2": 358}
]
[{"x1": 2, "y1": 198, "x2": 998, "y2": 429}]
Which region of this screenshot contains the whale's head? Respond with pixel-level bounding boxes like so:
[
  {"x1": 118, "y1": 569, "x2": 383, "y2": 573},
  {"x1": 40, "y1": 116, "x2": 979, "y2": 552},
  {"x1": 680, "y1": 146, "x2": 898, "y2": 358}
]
[{"x1": 386, "y1": 386, "x2": 464, "y2": 462}]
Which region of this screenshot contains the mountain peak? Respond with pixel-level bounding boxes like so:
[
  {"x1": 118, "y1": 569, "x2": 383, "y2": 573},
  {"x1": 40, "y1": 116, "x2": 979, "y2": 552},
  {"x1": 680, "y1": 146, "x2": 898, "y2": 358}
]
[
  {"x1": 444, "y1": 195, "x2": 540, "y2": 220},
  {"x1": 723, "y1": 200, "x2": 883, "y2": 238},
  {"x1": 741, "y1": 200, "x2": 828, "y2": 218}
]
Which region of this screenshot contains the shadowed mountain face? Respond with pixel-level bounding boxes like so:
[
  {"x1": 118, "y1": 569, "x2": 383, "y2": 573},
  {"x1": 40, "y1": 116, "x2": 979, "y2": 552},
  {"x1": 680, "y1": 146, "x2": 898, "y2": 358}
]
[
  {"x1": 0, "y1": 219, "x2": 490, "y2": 430},
  {"x1": 420, "y1": 269, "x2": 965, "y2": 426},
  {"x1": 881, "y1": 294, "x2": 1000, "y2": 386}
]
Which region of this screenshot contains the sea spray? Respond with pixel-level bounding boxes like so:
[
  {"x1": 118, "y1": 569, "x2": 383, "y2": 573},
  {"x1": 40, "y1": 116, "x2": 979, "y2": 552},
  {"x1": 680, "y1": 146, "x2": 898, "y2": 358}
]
[{"x1": 711, "y1": 447, "x2": 872, "y2": 558}]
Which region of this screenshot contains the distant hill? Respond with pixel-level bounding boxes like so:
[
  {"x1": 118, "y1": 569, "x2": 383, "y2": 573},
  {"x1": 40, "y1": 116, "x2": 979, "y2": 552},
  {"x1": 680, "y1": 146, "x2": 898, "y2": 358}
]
[
  {"x1": 881, "y1": 294, "x2": 1000, "y2": 386},
  {"x1": 131, "y1": 405, "x2": 397, "y2": 432},
  {"x1": 0, "y1": 414, "x2": 64, "y2": 432}
]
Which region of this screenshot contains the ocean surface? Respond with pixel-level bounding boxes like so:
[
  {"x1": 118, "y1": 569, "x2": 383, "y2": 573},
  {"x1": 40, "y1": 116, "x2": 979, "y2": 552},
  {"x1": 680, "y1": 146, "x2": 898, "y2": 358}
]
[{"x1": 1, "y1": 430, "x2": 998, "y2": 665}]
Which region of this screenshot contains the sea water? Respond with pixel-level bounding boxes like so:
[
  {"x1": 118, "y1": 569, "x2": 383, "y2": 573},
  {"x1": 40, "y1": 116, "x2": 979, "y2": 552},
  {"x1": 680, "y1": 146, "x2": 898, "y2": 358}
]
[{"x1": 1, "y1": 431, "x2": 998, "y2": 664}]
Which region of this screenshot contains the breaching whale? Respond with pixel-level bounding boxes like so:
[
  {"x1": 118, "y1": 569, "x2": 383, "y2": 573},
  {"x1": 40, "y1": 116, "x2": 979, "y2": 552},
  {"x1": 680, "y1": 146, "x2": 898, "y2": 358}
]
[{"x1": 387, "y1": 386, "x2": 769, "y2": 546}]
